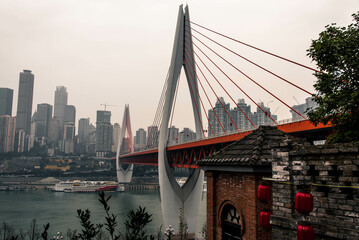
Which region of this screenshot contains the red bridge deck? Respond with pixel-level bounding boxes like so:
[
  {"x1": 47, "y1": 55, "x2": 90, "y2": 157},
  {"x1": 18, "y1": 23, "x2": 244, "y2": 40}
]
[{"x1": 118, "y1": 120, "x2": 332, "y2": 168}]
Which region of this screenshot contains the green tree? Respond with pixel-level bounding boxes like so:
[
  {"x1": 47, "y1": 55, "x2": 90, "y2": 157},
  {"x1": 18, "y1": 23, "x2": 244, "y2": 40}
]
[{"x1": 307, "y1": 12, "x2": 359, "y2": 143}]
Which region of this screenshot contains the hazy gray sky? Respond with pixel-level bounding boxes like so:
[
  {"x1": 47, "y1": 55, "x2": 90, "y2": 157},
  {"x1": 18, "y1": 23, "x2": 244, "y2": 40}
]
[{"x1": 0, "y1": 0, "x2": 357, "y2": 133}]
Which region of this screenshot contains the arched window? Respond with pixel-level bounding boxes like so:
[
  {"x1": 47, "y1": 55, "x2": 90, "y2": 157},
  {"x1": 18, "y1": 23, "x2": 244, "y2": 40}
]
[{"x1": 221, "y1": 204, "x2": 242, "y2": 240}]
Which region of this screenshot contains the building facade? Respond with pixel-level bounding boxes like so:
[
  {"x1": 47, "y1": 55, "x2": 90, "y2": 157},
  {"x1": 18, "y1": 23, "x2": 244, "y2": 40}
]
[
  {"x1": 147, "y1": 126, "x2": 159, "y2": 148},
  {"x1": 34, "y1": 103, "x2": 53, "y2": 139},
  {"x1": 15, "y1": 70, "x2": 34, "y2": 135},
  {"x1": 95, "y1": 110, "x2": 113, "y2": 157},
  {"x1": 198, "y1": 126, "x2": 288, "y2": 240},
  {"x1": 0, "y1": 115, "x2": 16, "y2": 152},
  {"x1": 290, "y1": 97, "x2": 318, "y2": 121},
  {"x1": 64, "y1": 105, "x2": 76, "y2": 123},
  {"x1": 113, "y1": 123, "x2": 121, "y2": 151},
  {"x1": 54, "y1": 86, "x2": 68, "y2": 122},
  {"x1": 0, "y1": 88, "x2": 13, "y2": 116},
  {"x1": 134, "y1": 128, "x2": 146, "y2": 151},
  {"x1": 78, "y1": 118, "x2": 90, "y2": 144}
]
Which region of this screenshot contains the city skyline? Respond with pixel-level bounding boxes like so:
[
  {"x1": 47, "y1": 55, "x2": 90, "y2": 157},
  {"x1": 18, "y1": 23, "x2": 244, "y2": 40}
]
[{"x1": 0, "y1": 1, "x2": 357, "y2": 132}]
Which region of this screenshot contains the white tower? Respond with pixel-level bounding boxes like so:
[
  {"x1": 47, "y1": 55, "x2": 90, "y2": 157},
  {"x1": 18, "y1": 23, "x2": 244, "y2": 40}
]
[{"x1": 158, "y1": 5, "x2": 204, "y2": 234}]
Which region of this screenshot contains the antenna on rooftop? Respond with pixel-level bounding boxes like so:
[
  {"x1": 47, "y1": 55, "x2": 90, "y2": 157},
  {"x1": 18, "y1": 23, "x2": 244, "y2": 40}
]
[{"x1": 100, "y1": 103, "x2": 116, "y2": 111}]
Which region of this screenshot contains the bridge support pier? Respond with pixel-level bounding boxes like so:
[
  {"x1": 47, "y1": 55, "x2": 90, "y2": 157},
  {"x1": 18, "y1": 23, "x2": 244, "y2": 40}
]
[
  {"x1": 116, "y1": 104, "x2": 134, "y2": 184},
  {"x1": 158, "y1": 5, "x2": 204, "y2": 234}
]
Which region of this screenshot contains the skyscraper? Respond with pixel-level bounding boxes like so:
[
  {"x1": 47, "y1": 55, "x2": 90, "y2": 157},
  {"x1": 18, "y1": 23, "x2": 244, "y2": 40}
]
[
  {"x1": 0, "y1": 88, "x2": 13, "y2": 116},
  {"x1": 54, "y1": 86, "x2": 68, "y2": 122},
  {"x1": 64, "y1": 105, "x2": 76, "y2": 123},
  {"x1": 96, "y1": 110, "x2": 113, "y2": 157},
  {"x1": 15, "y1": 70, "x2": 34, "y2": 135},
  {"x1": 0, "y1": 115, "x2": 16, "y2": 152},
  {"x1": 78, "y1": 118, "x2": 90, "y2": 144},
  {"x1": 34, "y1": 103, "x2": 53, "y2": 138}
]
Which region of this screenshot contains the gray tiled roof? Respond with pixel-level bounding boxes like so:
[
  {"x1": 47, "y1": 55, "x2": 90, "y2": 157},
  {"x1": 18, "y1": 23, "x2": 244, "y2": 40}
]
[{"x1": 197, "y1": 126, "x2": 291, "y2": 167}]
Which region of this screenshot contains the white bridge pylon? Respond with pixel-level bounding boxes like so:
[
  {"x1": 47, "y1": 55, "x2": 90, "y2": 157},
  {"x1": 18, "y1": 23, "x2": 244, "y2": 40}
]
[
  {"x1": 158, "y1": 5, "x2": 204, "y2": 234},
  {"x1": 116, "y1": 104, "x2": 134, "y2": 183}
]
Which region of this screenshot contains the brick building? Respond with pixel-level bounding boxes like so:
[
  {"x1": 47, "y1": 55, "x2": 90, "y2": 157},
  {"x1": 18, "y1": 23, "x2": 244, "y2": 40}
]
[{"x1": 198, "y1": 126, "x2": 290, "y2": 240}]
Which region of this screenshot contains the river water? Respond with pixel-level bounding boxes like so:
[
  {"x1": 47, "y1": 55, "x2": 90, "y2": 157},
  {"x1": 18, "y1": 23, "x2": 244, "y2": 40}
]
[{"x1": 0, "y1": 190, "x2": 206, "y2": 237}]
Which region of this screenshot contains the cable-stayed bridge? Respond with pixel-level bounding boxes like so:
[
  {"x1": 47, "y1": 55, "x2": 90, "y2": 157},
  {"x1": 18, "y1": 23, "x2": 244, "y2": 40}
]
[{"x1": 115, "y1": 5, "x2": 332, "y2": 234}]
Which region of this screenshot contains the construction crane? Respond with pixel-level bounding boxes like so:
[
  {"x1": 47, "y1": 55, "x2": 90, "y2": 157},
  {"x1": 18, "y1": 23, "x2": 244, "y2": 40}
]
[{"x1": 100, "y1": 103, "x2": 116, "y2": 111}]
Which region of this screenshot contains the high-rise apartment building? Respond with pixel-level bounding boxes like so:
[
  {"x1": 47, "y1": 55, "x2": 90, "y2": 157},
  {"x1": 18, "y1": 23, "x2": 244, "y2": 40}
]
[
  {"x1": 179, "y1": 128, "x2": 196, "y2": 143},
  {"x1": 96, "y1": 110, "x2": 113, "y2": 157},
  {"x1": 134, "y1": 128, "x2": 146, "y2": 151},
  {"x1": 208, "y1": 97, "x2": 230, "y2": 136},
  {"x1": 290, "y1": 97, "x2": 318, "y2": 121},
  {"x1": 0, "y1": 116, "x2": 16, "y2": 152},
  {"x1": 230, "y1": 99, "x2": 253, "y2": 131},
  {"x1": 253, "y1": 102, "x2": 277, "y2": 126},
  {"x1": 15, "y1": 70, "x2": 34, "y2": 135},
  {"x1": 147, "y1": 126, "x2": 159, "y2": 148},
  {"x1": 0, "y1": 88, "x2": 13, "y2": 116},
  {"x1": 168, "y1": 126, "x2": 179, "y2": 145},
  {"x1": 54, "y1": 86, "x2": 68, "y2": 122}
]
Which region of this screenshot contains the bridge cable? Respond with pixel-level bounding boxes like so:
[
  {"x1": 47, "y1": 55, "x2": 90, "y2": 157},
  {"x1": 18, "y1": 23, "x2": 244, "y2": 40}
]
[
  {"x1": 188, "y1": 53, "x2": 228, "y2": 134},
  {"x1": 183, "y1": 55, "x2": 206, "y2": 138},
  {"x1": 186, "y1": 20, "x2": 321, "y2": 74},
  {"x1": 187, "y1": 35, "x2": 263, "y2": 126},
  {"x1": 168, "y1": 68, "x2": 181, "y2": 144},
  {"x1": 187, "y1": 21, "x2": 350, "y2": 86},
  {"x1": 184, "y1": 48, "x2": 215, "y2": 137},
  {"x1": 149, "y1": 69, "x2": 169, "y2": 148},
  {"x1": 187, "y1": 25, "x2": 314, "y2": 98},
  {"x1": 184, "y1": 46, "x2": 222, "y2": 136},
  {"x1": 184, "y1": 47, "x2": 212, "y2": 137},
  {"x1": 190, "y1": 32, "x2": 307, "y2": 121},
  {"x1": 186, "y1": 40, "x2": 241, "y2": 132}
]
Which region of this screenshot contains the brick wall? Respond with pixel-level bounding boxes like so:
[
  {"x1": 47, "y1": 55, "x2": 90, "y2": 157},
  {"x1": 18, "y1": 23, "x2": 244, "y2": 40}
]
[
  {"x1": 271, "y1": 141, "x2": 359, "y2": 239},
  {"x1": 206, "y1": 171, "x2": 272, "y2": 240}
]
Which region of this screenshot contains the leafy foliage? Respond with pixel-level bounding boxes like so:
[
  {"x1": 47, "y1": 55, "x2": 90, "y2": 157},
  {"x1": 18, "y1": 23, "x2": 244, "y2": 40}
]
[
  {"x1": 122, "y1": 206, "x2": 154, "y2": 240},
  {"x1": 98, "y1": 192, "x2": 120, "y2": 240},
  {"x1": 76, "y1": 209, "x2": 103, "y2": 240},
  {"x1": 307, "y1": 12, "x2": 359, "y2": 143}
]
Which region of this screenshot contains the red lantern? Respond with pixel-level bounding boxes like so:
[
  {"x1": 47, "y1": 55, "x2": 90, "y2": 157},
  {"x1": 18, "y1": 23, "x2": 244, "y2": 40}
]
[
  {"x1": 297, "y1": 224, "x2": 314, "y2": 240},
  {"x1": 295, "y1": 192, "x2": 313, "y2": 214},
  {"x1": 257, "y1": 184, "x2": 271, "y2": 202},
  {"x1": 260, "y1": 211, "x2": 272, "y2": 229}
]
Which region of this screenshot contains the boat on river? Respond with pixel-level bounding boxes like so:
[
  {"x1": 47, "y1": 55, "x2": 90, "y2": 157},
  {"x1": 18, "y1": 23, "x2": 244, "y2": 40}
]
[{"x1": 52, "y1": 180, "x2": 118, "y2": 193}]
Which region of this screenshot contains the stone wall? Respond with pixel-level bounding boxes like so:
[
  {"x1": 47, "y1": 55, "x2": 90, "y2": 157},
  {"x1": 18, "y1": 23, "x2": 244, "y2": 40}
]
[{"x1": 271, "y1": 140, "x2": 359, "y2": 239}]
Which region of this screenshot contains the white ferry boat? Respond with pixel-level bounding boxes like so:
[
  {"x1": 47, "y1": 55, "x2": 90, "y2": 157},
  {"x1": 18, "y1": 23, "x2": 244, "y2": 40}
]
[
  {"x1": 53, "y1": 180, "x2": 118, "y2": 193},
  {"x1": 52, "y1": 181, "x2": 75, "y2": 192}
]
